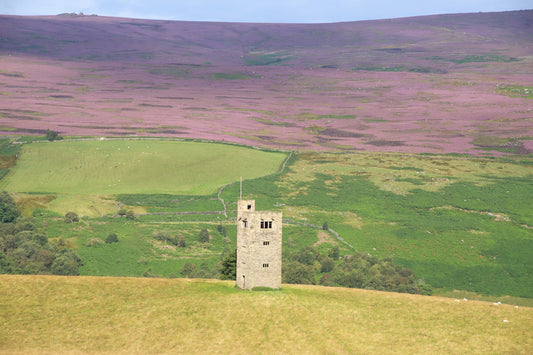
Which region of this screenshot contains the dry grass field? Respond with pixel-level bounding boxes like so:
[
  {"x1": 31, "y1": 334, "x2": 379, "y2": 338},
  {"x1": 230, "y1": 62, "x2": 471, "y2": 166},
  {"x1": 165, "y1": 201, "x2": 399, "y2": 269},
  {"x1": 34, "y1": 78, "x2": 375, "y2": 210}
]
[{"x1": 1, "y1": 275, "x2": 532, "y2": 354}]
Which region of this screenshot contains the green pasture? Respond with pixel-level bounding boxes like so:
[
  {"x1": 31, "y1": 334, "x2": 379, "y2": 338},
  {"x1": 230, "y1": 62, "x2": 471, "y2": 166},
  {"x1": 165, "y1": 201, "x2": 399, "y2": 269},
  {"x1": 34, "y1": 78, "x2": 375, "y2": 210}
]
[
  {"x1": 1, "y1": 138, "x2": 532, "y2": 300},
  {"x1": 0, "y1": 140, "x2": 287, "y2": 196},
  {"x1": 220, "y1": 152, "x2": 533, "y2": 298}
]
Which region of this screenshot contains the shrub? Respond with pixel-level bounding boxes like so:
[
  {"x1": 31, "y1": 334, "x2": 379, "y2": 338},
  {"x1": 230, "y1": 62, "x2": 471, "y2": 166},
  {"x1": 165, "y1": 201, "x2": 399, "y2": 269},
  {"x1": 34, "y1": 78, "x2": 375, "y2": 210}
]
[
  {"x1": 216, "y1": 223, "x2": 227, "y2": 237},
  {"x1": 181, "y1": 263, "x2": 197, "y2": 278},
  {"x1": 328, "y1": 246, "x2": 340, "y2": 260},
  {"x1": 105, "y1": 233, "x2": 118, "y2": 244},
  {"x1": 178, "y1": 236, "x2": 186, "y2": 248},
  {"x1": 64, "y1": 211, "x2": 79, "y2": 223},
  {"x1": 45, "y1": 130, "x2": 62, "y2": 141},
  {"x1": 125, "y1": 210, "x2": 136, "y2": 220},
  {"x1": 0, "y1": 191, "x2": 20, "y2": 223},
  {"x1": 282, "y1": 261, "x2": 316, "y2": 285},
  {"x1": 198, "y1": 228, "x2": 209, "y2": 243},
  {"x1": 219, "y1": 249, "x2": 236, "y2": 280},
  {"x1": 419, "y1": 283, "x2": 433, "y2": 296},
  {"x1": 142, "y1": 268, "x2": 158, "y2": 277},
  {"x1": 320, "y1": 258, "x2": 335, "y2": 273},
  {"x1": 51, "y1": 255, "x2": 80, "y2": 275}
]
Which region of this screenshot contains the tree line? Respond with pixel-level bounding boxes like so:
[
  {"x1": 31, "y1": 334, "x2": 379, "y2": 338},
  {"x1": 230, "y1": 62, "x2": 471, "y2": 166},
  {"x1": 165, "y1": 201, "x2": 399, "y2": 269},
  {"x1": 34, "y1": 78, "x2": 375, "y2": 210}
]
[
  {"x1": 0, "y1": 192, "x2": 82, "y2": 275},
  {"x1": 218, "y1": 245, "x2": 431, "y2": 295},
  {"x1": 283, "y1": 245, "x2": 432, "y2": 295}
]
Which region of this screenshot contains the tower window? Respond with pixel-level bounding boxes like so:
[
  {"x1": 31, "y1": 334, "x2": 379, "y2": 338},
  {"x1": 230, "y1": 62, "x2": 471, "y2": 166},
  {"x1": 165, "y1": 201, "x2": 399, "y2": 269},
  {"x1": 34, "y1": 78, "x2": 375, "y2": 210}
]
[
  {"x1": 247, "y1": 204, "x2": 252, "y2": 210},
  {"x1": 260, "y1": 221, "x2": 273, "y2": 229},
  {"x1": 263, "y1": 241, "x2": 270, "y2": 246},
  {"x1": 263, "y1": 263, "x2": 269, "y2": 268}
]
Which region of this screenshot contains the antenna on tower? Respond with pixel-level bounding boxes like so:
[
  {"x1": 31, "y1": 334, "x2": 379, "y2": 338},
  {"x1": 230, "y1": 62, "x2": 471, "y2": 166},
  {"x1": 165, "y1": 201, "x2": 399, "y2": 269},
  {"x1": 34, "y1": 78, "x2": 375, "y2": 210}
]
[{"x1": 240, "y1": 176, "x2": 242, "y2": 200}]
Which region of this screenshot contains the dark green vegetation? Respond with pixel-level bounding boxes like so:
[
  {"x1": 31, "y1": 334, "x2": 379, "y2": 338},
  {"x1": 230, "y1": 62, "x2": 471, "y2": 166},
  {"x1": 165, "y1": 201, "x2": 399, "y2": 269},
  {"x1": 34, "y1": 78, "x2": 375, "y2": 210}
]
[
  {"x1": 283, "y1": 245, "x2": 432, "y2": 295},
  {"x1": 0, "y1": 138, "x2": 531, "y2": 303},
  {"x1": 0, "y1": 193, "x2": 82, "y2": 275}
]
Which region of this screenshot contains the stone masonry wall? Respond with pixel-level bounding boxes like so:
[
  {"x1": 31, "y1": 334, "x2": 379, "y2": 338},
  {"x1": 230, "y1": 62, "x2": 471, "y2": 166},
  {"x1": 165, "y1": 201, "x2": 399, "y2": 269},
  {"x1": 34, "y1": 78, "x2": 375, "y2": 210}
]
[{"x1": 236, "y1": 200, "x2": 282, "y2": 290}]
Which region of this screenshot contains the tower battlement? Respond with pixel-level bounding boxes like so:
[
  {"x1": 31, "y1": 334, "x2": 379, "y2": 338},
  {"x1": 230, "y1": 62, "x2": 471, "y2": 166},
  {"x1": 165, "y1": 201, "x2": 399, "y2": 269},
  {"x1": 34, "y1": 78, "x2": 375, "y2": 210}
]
[{"x1": 236, "y1": 200, "x2": 282, "y2": 290}]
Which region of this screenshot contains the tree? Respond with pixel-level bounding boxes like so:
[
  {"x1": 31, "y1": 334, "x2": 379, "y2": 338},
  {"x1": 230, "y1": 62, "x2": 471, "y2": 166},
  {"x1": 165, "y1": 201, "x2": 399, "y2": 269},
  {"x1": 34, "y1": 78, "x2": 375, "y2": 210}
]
[
  {"x1": 320, "y1": 258, "x2": 335, "y2": 273},
  {"x1": 181, "y1": 263, "x2": 197, "y2": 278},
  {"x1": 51, "y1": 254, "x2": 80, "y2": 275},
  {"x1": 322, "y1": 221, "x2": 329, "y2": 231},
  {"x1": 294, "y1": 246, "x2": 317, "y2": 266},
  {"x1": 178, "y1": 236, "x2": 186, "y2": 248},
  {"x1": 105, "y1": 233, "x2": 118, "y2": 243},
  {"x1": 328, "y1": 246, "x2": 340, "y2": 260},
  {"x1": 216, "y1": 223, "x2": 227, "y2": 237},
  {"x1": 282, "y1": 261, "x2": 316, "y2": 285},
  {"x1": 219, "y1": 249, "x2": 236, "y2": 280},
  {"x1": 45, "y1": 129, "x2": 62, "y2": 141},
  {"x1": 198, "y1": 228, "x2": 209, "y2": 243},
  {"x1": 64, "y1": 211, "x2": 79, "y2": 223},
  {"x1": 0, "y1": 191, "x2": 20, "y2": 223}
]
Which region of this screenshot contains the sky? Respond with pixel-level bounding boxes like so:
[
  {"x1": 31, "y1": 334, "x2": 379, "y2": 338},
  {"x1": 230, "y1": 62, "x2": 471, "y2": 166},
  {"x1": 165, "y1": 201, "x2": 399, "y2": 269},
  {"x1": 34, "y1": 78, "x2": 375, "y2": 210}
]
[{"x1": 0, "y1": 0, "x2": 531, "y2": 23}]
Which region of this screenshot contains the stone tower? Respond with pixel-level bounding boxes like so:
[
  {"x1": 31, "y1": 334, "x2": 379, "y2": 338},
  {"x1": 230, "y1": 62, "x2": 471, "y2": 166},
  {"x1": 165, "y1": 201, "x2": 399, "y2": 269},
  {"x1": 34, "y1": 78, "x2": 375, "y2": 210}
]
[{"x1": 236, "y1": 200, "x2": 282, "y2": 290}]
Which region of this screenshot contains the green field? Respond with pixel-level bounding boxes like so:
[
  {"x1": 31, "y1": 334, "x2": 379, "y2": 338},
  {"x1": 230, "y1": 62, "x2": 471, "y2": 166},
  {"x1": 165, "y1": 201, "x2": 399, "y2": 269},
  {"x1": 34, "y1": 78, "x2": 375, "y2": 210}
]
[
  {"x1": 1, "y1": 275, "x2": 531, "y2": 354},
  {"x1": 0, "y1": 140, "x2": 287, "y2": 195},
  {"x1": 1, "y1": 138, "x2": 532, "y2": 301}
]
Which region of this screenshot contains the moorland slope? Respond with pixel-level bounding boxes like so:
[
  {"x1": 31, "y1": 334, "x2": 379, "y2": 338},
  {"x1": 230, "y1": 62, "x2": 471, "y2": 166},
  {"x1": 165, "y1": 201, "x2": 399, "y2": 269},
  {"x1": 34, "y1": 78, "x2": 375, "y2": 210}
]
[
  {"x1": 1, "y1": 275, "x2": 532, "y2": 354},
  {"x1": 1, "y1": 11, "x2": 532, "y2": 154}
]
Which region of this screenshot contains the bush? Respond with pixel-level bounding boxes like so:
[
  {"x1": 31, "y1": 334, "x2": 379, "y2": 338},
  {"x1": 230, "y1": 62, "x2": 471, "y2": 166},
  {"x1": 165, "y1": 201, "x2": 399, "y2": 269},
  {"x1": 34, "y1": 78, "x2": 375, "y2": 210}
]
[
  {"x1": 328, "y1": 246, "x2": 340, "y2": 260},
  {"x1": 198, "y1": 228, "x2": 209, "y2": 243},
  {"x1": 45, "y1": 130, "x2": 62, "y2": 141},
  {"x1": 0, "y1": 191, "x2": 20, "y2": 223},
  {"x1": 219, "y1": 249, "x2": 236, "y2": 280},
  {"x1": 178, "y1": 236, "x2": 186, "y2": 248},
  {"x1": 153, "y1": 230, "x2": 176, "y2": 245},
  {"x1": 64, "y1": 211, "x2": 79, "y2": 223},
  {"x1": 105, "y1": 233, "x2": 118, "y2": 244},
  {"x1": 419, "y1": 284, "x2": 433, "y2": 296},
  {"x1": 320, "y1": 258, "x2": 335, "y2": 273},
  {"x1": 142, "y1": 268, "x2": 158, "y2": 277},
  {"x1": 282, "y1": 261, "x2": 316, "y2": 285},
  {"x1": 181, "y1": 263, "x2": 197, "y2": 278},
  {"x1": 51, "y1": 255, "x2": 80, "y2": 275},
  {"x1": 216, "y1": 223, "x2": 227, "y2": 237}
]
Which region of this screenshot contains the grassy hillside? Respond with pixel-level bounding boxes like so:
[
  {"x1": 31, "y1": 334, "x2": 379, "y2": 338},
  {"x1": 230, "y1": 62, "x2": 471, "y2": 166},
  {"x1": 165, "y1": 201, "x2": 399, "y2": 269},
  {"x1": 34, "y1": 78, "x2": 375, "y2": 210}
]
[
  {"x1": 0, "y1": 138, "x2": 531, "y2": 299},
  {"x1": 0, "y1": 140, "x2": 287, "y2": 195},
  {"x1": 1, "y1": 275, "x2": 531, "y2": 354},
  {"x1": 267, "y1": 152, "x2": 533, "y2": 298}
]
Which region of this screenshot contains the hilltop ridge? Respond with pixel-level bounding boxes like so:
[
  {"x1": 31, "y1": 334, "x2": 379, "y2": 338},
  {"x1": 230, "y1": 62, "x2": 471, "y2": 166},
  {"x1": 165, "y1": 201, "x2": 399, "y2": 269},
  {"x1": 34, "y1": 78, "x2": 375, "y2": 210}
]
[{"x1": 0, "y1": 11, "x2": 532, "y2": 154}]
